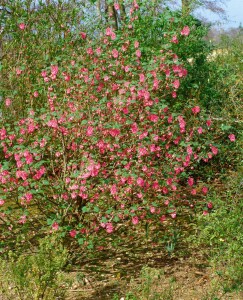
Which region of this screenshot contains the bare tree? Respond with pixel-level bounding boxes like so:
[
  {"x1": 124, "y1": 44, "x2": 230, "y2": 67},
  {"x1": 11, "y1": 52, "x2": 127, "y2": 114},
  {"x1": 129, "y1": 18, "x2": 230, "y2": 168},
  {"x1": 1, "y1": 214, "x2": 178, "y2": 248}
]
[{"x1": 181, "y1": 0, "x2": 227, "y2": 16}]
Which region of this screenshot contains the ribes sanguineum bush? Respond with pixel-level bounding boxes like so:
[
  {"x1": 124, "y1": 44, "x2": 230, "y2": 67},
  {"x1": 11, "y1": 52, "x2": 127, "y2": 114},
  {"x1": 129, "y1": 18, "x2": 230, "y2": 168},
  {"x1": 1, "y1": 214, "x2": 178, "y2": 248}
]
[{"x1": 0, "y1": 3, "x2": 229, "y2": 250}]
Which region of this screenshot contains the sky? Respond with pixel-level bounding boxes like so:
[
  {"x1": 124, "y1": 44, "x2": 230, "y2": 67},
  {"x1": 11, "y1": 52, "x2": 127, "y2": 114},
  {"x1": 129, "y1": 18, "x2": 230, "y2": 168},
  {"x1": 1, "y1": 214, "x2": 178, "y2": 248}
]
[{"x1": 196, "y1": 0, "x2": 243, "y2": 29}]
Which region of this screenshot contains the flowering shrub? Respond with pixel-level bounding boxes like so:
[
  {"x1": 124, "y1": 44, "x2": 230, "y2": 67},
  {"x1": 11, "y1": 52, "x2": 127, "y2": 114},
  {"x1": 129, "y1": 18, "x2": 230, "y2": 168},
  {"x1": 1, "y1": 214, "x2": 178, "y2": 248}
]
[{"x1": 0, "y1": 2, "x2": 236, "y2": 251}]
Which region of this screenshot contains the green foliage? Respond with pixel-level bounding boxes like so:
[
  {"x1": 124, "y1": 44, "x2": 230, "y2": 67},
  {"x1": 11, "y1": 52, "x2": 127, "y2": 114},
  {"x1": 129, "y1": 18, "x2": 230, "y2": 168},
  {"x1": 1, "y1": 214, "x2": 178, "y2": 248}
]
[
  {"x1": 195, "y1": 174, "x2": 243, "y2": 289},
  {"x1": 0, "y1": 235, "x2": 70, "y2": 300},
  {"x1": 113, "y1": 266, "x2": 174, "y2": 300}
]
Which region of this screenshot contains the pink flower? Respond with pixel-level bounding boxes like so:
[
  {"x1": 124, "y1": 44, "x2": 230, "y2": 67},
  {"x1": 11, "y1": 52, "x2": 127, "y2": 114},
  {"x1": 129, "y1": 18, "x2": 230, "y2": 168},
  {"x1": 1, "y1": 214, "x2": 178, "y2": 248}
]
[
  {"x1": 148, "y1": 114, "x2": 159, "y2": 123},
  {"x1": 114, "y1": 3, "x2": 120, "y2": 10},
  {"x1": 80, "y1": 32, "x2": 87, "y2": 39},
  {"x1": 69, "y1": 230, "x2": 77, "y2": 238},
  {"x1": 41, "y1": 70, "x2": 47, "y2": 77},
  {"x1": 16, "y1": 68, "x2": 22, "y2": 75},
  {"x1": 134, "y1": 41, "x2": 139, "y2": 48},
  {"x1": 160, "y1": 215, "x2": 166, "y2": 222},
  {"x1": 198, "y1": 127, "x2": 203, "y2": 134},
  {"x1": 136, "y1": 49, "x2": 141, "y2": 58},
  {"x1": 123, "y1": 107, "x2": 129, "y2": 114},
  {"x1": 206, "y1": 119, "x2": 212, "y2": 127},
  {"x1": 228, "y1": 134, "x2": 235, "y2": 142},
  {"x1": 139, "y1": 73, "x2": 145, "y2": 83},
  {"x1": 162, "y1": 187, "x2": 168, "y2": 194},
  {"x1": 106, "y1": 223, "x2": 113, "y2": 233},
  {"x1": 171, "y1": 212, "x2": 177, "y2": 219},
  {"x1": 5, "y1": 98, "x2": 12, "y2": 107},
  {"x1": 137, "y1": 177, "x2": 144, "y2": 187},
  {"x1": 18, "y1": 215, "x2": 27, "y2": 224},
  {"x1": 207, "y1": 202, "x2": 213, "y2": 209},
  {"x1": 171, "y1": 36, "x2": 178, "y2": 44},
  {"x1": 110, "y1": 184, "x2": 117, "y2": 195},
  {"x1": 138, "y1": 147, "x2": 148, "y2": 156},
  {"x1": 202, "y1": 186, "x2": 208, "y2": 195},
  {"x1": 33, "y1": 91, "x2": 39, "y2": 98},
  {"x1": 172, "y1": 91, "x2": 177, "y2": 98},
  {"x1": 86, "y1": 47, "x2": 93, "y2": 55},
  {"x1": 51, "y1": 65, "x2": 58, "y2": 76},
  {"x1": 106, "y1": 27, "x2": 113, "y2": 36},
  {"x1": 164, "y1": 200, "x2": 169, "y2": 206},
  {"x1": 132, "y1": 216, "x2": 139, "y2": 225},
  {"x1": 188, "y1": 177, "x2": 194, "y2": 186},
  {"x1": 52, "y1": 222, "x2": 59, "y2": 231},
  {"x1": 150, "y1": 206, "x2": 155, "y2": 214},
  {"x1": 181, "y1": 26, "x2": 190, "y2": 36},
  {"x1": 187, "y1": 146, "x2": 193, "y2": 155},
  {"x1": 25, "y1": 193, "x2": 33, "y2": 203},
  {"x1": 210, "y1": 145, "x2": 218, "y2": 155},
  {"x1": 86, "y1": 126, "x2": 94, "y2": 136},
  {"x1": 133, "y1": 0, "x2": 139, "y2": 9},
  {"x1": 109, "y1": 128, "x2": 120, "y2": 137},
  {"x1": 191, "y1": 106, "x2": 200, "y2": 115},
  {"x1": 19, "y1": 23, "x2": 26, "y2": 30},
  {"x1": 172, "y1": 79, "x2": 180, "y2": 89},
  {"x1": 112, "y1": 49, "x2": 119, "y2": 58},
  {"x1": 0, "y1": 199, "x2": 5, "y2": 206}
]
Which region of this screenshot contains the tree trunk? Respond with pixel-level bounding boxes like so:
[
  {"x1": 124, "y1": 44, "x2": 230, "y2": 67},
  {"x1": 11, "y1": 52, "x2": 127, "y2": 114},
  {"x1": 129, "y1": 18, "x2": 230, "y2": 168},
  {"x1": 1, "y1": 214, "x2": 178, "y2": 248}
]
[
  {"x1": 105, "y1": 2, "x2": 118, "y2": 30},
  {"x1": 181, "y1": 0, "x2": 192, "y2": 16}
]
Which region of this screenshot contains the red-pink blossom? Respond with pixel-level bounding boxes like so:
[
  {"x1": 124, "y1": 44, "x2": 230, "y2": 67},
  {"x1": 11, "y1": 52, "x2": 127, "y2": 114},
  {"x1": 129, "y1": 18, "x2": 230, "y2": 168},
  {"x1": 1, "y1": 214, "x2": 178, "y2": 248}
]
[
  {"x1": 112, "y1": 49, "x2": 119, "y2": 58},
  {"x1": 171, "y1": 212, "x2": 177, "y2": 219},
  {"x1": 172, "y1": 79, "x2": 180, "y2": 89},
  {"x1": 228, "y1": 134, "x2": 236, "y2": 142},
  {"x1": 207, "y1": 202, "x2": 213, "y2": 209},
  {"x1": 132, "y1": 216, "x2": 139, "y2": 225},
  {"x1": 69, "y1": 230, "x2": 77, "y2": 238},
  {"x1": 114, "y1": 3, "x2": 120, "y2": 10},
  {"x1": 171, "y1": 36, "x2": 178, "y2": 44},
  {"x1": 181, "y1": 26, "x2": 190, "y2": 36},
  {"x1": 109, "y1": 128, "x2": 120, "y2": 137},
  {"x1": 86, "y1": 126, "x2": 94, "y2": 136},
  {"x1": 202, "y1": 186, "x2": 208, "y2": 195},
  {"x1": 138, "y1": 147, "x2": 148, "y2": 156},
  {"x1": 5, "y1": 98, "x2": 12, "y2": 107},
  {"x1": 160, "y1": 215, "x2": 166, "y2": 222},
  {"x1": 51, "y1": 65, "x2": 58, "y2": 76},
  {"x1": 137, "y1": 177, "x2": 144, "y2": 187},
  {"x1": 110, "y1": 184, "x2": 117, "y2": 195},
  {"x1": 150, "y1": 206, "x2": 155, "y2": 214},
  {"x1": 16, "y1": 68, "x2": 22, "y2": 75},
  {"x1": 52, "y1": 222, "x2": 59, "y2": 231},
  {"x1": 136, "y1": 49, "x2": 141, "y2": 58},
  {"x1": 18, "y1": 215, "x2": 27, "y2": 224},
  {"x1": 134, "y1": 41, "x2": 139, "y2": 48},
  {"x1": 80, "y1": 32, "x2": 87, "y2": 39},
  {"x1": 206, "y1": 119, "x2": 212, "y2": 127},
  {"x1": 148, "y1": 114, "x2": 159, "y2": 123},
  {"x1": 19, "y1": 23, "x2": 26, "y2": 30},
  {"x1": 188, "y1": 177, "x2": 194, "y2": 186},
  {"x1": 33, "y1": 91, "x2": 39, "y2": 98},
  {"x1": 210, "y1": 145, "x2": 218, "y2": 155},
  {"x1": 191, "y1": 106, "x2": 200, "y2": 115},
  {"x1": 198, "y1": 127, "x2": 203, "y2": 134},
  {"x1": 106, "y1": 223, "x2": 113, "y2": 233}
]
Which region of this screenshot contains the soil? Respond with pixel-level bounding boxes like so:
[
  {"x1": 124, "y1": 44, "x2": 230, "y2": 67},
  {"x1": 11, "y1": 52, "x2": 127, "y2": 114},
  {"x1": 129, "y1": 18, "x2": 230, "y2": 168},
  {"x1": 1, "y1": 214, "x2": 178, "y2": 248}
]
[{"x1": 65, "y1": 240, "x2": 242, "y2": 300}]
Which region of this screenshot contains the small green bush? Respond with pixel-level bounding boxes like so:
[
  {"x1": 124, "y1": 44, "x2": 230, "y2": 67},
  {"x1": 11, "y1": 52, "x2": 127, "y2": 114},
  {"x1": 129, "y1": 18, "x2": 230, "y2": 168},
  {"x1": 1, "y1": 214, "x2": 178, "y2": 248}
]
[
  {"x1": 0, "y1": 235, "x2": 70, "y2": 300},
  {"x1": 195, "y1": 174, "x2": 243, "y2": 289}
]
